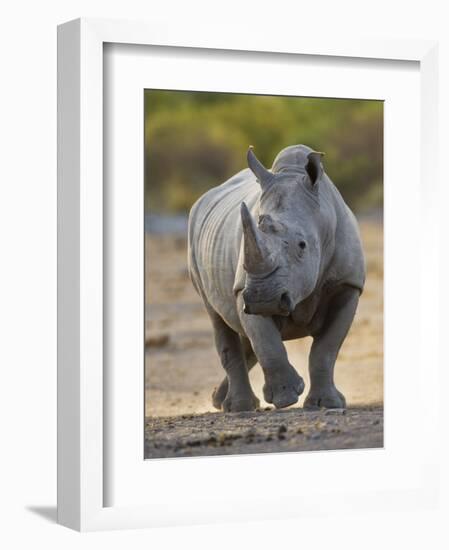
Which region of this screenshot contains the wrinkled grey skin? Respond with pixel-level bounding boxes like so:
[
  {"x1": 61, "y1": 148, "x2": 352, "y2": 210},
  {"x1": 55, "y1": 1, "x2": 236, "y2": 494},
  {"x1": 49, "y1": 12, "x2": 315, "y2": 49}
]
[{"x1": 188, "y1": 145, "x2": 365, "y2": 412}]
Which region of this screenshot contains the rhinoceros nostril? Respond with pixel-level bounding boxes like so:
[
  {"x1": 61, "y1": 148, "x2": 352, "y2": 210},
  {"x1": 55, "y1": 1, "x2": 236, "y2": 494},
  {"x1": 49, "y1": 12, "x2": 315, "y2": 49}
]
[{"x1": 279, "y1": 292, "x2": 292, "y2": 313}]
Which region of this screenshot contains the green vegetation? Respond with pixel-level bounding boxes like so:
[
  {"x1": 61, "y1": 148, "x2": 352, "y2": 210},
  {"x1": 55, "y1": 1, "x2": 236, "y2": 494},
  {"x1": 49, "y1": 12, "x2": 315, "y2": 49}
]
[{"x1": 145, "y1": 90, "x2": 383, "y2": 214}]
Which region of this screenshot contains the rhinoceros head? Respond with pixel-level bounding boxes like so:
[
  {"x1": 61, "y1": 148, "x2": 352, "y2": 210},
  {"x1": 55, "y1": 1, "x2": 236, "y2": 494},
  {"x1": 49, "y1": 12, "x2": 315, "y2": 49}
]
[{"x1": 241, "y1": 145, "x2": 328, "y2": 317}]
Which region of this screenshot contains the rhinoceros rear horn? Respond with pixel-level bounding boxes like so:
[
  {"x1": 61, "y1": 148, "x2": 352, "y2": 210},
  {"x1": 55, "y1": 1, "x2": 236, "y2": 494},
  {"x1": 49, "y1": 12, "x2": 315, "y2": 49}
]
[
  {"x1": 247, "y1": 146, "x2": 274, "y2": 191},
  {"x1": 241, "y1": 202, "x2": 276, "y2": 275},
  {"x1": 306, "y1": 151, "x2": 325, "y2": 186}
]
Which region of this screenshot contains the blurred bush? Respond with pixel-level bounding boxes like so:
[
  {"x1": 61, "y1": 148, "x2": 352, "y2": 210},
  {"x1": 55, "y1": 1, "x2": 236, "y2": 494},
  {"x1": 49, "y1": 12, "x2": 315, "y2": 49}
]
[{"x1": 145, "y1": 91, "x2": 383, "y2": 214}]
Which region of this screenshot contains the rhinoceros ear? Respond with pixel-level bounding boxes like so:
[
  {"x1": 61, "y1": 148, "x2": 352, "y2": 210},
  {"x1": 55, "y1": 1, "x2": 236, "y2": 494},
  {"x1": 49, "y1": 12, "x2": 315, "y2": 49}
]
[
  {"x1": 306, "y1": 151, "x2": 325, "y2": 186},
  {"x1": 247, "y1": 146, "x2": 274, "y2": 191}
]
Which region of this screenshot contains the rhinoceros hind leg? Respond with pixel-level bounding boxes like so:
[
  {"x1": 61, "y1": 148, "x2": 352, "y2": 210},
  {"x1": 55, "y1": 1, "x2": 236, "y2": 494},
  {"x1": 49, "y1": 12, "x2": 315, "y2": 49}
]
[
  {"x1": 207, "y1": 308, "x2": 259, "y2": 412},
  {"x1": 212, "y1": 337, "x2": 257, "y2": 410},
  {"x1": 222, "y1": 392, "x2": 260, "y2": 413},
  {"x1": 212, "y1": 384, "x2": 227, "y2": 410}
]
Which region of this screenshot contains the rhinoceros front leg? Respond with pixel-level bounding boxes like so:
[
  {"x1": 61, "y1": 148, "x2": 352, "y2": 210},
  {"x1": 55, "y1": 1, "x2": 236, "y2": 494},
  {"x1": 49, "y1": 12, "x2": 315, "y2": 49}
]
[
  {"x1": 237, "y1": 294, "x2": 305, "y2": 409},
  {"x1": 304, "y1": 286, "x2": 360, "y2": 409},
  {"x1": 208, "y1": 308, "x2": 260, "y2": 412}
]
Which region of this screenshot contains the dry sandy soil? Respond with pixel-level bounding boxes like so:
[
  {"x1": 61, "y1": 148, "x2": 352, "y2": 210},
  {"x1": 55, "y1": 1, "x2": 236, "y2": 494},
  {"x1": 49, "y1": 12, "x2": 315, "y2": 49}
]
[{"x1": 145, "y1": 220, "x2": 383, "y2": 458}]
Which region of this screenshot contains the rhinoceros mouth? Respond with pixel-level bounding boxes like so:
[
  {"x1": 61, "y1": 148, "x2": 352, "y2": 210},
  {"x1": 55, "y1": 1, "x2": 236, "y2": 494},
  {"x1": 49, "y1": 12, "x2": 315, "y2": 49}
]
[
  {"x1": 243, "y1": 299, "x2": 292, "y2": 317},
  {"x1": 242, "y1": 286, "x2": 293, "y2": 317}
]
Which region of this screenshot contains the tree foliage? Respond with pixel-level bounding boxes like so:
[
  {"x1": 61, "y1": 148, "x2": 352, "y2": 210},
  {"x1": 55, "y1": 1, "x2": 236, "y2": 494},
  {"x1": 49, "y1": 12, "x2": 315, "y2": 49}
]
[{"x1": 145, "y1": 90, "x2": 383, "y2": 214}]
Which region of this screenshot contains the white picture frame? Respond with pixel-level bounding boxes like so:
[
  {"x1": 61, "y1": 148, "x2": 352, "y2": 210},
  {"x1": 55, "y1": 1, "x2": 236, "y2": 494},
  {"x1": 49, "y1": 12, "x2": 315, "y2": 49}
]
[{"x1": 57, "y1": 17, "x2": 440, "y2": 531}]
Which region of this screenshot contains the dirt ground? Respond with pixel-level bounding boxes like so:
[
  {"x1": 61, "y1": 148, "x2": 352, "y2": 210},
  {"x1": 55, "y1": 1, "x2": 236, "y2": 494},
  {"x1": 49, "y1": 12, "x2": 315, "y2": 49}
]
[
  {"x1": 145, "y1": 406, "x2": 383, "y2": 458},
  {"x1": 145, "y1": 220, "x2": 383, "y2": 458}
]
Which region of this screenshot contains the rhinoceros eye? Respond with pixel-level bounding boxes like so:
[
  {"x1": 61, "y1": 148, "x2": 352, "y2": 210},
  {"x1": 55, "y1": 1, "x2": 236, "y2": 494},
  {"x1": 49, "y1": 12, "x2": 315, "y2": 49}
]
[
  {"x1": 258, "y1": 214, "x2": 274, "y2": 232},
  {"x1": 298, "y1": 240, "x2": 307, "y2": 250}
]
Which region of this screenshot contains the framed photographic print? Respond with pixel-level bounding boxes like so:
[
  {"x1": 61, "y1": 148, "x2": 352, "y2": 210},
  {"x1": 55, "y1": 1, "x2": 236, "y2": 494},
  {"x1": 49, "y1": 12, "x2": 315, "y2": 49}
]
[
  {"x1": 58, "y1": 18, "x2": 441, "y2": 531},
  {"x1": 143, "y1": 89, "x2": 384, "y2": 459}
]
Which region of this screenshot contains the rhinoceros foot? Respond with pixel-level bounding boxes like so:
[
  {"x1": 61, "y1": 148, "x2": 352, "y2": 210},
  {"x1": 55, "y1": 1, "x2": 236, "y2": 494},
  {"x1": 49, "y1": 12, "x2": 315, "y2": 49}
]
[
  {"x1": 222, "y1": 391, "x2": 260, "y2": 413},
  {"x1": 212, "y1": 379, "x2": 229, "y2": 410},
  {"x1": 304, "y1": 387, "x2": 346, "y2": 409},
  {"x1": 263, "y1": 366, "x2": 305, "y2": 409}
]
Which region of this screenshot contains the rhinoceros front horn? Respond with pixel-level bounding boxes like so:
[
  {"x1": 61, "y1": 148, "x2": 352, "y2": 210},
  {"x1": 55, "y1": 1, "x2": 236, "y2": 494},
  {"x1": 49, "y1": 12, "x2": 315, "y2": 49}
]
[
  {"x1": 247, "y1": 146, "x2": 274, "y2": 191},
  {"x1": 241, "y1": 202, "x2": 276, "y2": 275}
]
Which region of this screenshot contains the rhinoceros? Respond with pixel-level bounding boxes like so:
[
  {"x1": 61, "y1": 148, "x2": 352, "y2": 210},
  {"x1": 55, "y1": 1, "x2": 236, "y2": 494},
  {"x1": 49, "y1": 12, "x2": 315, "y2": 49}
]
[{"x1": 187, "y1": 144, "x2": 365, "y2": 412}]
